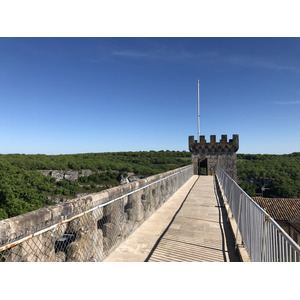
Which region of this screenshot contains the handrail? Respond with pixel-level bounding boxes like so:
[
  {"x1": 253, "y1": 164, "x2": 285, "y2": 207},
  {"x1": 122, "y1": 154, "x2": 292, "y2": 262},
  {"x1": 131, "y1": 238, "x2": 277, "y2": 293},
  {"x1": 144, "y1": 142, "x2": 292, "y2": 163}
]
[
  {"x1": 0, "y1": 165, "x2": 193, "y2": 252},
  {"x1": 0, "y1": 165, "x2": 194, "y2": 262},
  {"x1": 216, "y1": 166, "x2": 300, "y2": 262}
]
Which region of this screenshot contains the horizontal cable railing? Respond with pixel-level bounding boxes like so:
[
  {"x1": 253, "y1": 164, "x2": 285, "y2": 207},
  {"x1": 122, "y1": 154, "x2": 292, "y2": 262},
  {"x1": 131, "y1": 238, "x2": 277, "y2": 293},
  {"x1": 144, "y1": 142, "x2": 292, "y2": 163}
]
[
  {"x1": 0, "y1": 165, "x2": 193, "y2": 262},
  {"x1": 216, "y1": 166, "x2": 300, "y2": 262}
]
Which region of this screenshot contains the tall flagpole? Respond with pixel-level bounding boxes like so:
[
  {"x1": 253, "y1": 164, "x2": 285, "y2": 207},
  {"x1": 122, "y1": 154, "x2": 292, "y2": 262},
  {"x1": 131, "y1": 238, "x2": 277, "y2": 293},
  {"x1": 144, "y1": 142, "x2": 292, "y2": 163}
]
[{"x1": 197, "y1": 78, "x2": 200, "y2": 140}]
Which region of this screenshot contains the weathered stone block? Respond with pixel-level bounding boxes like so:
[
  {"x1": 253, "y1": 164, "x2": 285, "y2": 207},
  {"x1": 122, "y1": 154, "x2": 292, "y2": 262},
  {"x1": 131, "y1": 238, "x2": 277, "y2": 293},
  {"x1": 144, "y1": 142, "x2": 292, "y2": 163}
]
[
  {"x1": 126, "y1": 193, "x2": 144, "y2": 222},
  {"x1": 102, "y1": 222, "x2": 119, "y2": 242},
  {"x1": 66, "y1": 212, "x2": 92, "y2": 233},
  {"x1": 66, "y1": 230, "x2": 91, "y2": 262},
  {"x1": 55, "y1": 251, "x2": 66, "y2": 262},
  {"x1": 104, "y1": 201, "x2": 123, "y2": 224},
  {"x1": 89, "y1": 228, "x2": 104, "y2": 261},
  {"x1": 92, "y1": 207, "x2": 103, "y2": 222}
]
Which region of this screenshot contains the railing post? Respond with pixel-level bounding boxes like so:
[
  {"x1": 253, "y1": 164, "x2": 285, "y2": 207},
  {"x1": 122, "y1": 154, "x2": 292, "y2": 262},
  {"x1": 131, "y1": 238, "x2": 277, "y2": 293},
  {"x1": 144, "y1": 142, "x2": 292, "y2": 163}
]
[
  {"x1": 235, "y1": 191, "x2": 243, "y2": 249},
  {"x1": 228, "y1": 181, "x2": 234, "y2": 216},
  {"x1": 261, "y1": 216, "x2": 268, "y2": 262}
]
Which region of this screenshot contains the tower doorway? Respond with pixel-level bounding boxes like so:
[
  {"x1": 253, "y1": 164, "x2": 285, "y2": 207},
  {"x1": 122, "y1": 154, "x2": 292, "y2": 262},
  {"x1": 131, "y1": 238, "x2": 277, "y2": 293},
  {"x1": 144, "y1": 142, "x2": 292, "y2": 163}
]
[{"x1": 198, "y1": 158, "x2": 208, "y2": 175}]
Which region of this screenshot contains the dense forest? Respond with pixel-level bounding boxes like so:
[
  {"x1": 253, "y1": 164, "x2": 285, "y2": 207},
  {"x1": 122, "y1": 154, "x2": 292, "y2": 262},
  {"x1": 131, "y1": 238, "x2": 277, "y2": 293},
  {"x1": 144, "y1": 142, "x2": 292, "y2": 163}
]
[
  {"x1": 0, "y1": 151, "x2": 299, "y2": 221},
  {"x1": 237, "y1": 152, "x2": 300, "y2": 198},
  {"x1": 0, "y1": 151, "x2": 191, "y2": 220}
]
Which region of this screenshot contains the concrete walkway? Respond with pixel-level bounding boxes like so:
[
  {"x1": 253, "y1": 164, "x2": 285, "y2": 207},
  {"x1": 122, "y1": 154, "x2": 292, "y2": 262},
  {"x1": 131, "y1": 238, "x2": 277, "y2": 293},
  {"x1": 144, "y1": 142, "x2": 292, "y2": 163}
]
[{"x1": 105, "y1": 175, "x2": 240, "y2": 262}]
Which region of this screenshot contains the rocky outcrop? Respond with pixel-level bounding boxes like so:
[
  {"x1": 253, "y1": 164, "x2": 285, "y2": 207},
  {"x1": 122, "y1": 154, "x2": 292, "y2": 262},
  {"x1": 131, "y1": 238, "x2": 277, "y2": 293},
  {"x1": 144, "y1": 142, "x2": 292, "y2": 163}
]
[
  {"x1": 39, "y1": 169, "x2": 142, "y2": 185},
  {"x1": 39, "y1": 170, "x2": 79, "y2": 181},
  {"x1": 119, "y1": 173, "x2": 129, "y2": 185},
  {"x1": 120, "y1": 173, "x2": 143, "y2": 185},
  {"x1": 39, "y1": 169, "x2": 95, "y2": 182}
]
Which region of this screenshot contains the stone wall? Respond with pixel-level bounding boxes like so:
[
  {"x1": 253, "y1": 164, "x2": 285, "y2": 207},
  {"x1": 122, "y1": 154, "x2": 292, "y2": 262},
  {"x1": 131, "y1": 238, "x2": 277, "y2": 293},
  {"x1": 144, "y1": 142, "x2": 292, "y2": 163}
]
[
  {"x1": 0, "y1": 165, "x2": 193, "y2": 262},
  {"x1": 189, "y1": 134, "x2": 239, "y2": 180}
]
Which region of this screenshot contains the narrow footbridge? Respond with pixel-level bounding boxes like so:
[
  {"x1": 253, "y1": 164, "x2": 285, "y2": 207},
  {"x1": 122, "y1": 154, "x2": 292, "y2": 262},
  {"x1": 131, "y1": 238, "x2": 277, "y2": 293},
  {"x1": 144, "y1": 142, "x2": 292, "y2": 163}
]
[
  {"x1": 105, "y1": 175, "x2": 239, "y2": 262},
  {"x1": 105, "y1": 169, "x2": 300, "y2": 262},
  {"x1": 0, "y1": 165, "x2": 299, "y2": 262}
]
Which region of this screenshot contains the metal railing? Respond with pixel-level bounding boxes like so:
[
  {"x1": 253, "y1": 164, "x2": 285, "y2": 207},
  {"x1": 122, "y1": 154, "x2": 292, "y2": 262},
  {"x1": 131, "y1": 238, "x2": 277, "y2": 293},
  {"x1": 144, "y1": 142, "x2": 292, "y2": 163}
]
[
  {"x1": 216, "y1": 166, "x2": 300, "y2": 262},
  {"x1": 0, "y1": 165, "x2": 193, "y2": 262}
]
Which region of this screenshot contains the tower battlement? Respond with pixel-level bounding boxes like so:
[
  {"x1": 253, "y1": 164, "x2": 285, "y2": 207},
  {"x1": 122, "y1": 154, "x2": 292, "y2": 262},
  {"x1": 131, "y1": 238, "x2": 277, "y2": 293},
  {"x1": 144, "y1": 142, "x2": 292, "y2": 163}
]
[
  {"x1": 189, "y1": 134, "x2": 239, "y2": 154},
  {"x1": 188, "y1": 134, "x2": 239, "y2": 180}
]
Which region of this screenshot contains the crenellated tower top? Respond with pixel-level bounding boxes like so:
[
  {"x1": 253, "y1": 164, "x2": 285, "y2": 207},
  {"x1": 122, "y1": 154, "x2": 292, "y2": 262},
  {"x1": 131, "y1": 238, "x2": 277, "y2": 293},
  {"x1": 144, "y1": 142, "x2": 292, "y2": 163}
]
[
  {"x1": 189, "y1": 134, "x2": 239, "y2": 154},
  {"x1": 188, "y1": 134, "x2": 239, "y2": 180}
]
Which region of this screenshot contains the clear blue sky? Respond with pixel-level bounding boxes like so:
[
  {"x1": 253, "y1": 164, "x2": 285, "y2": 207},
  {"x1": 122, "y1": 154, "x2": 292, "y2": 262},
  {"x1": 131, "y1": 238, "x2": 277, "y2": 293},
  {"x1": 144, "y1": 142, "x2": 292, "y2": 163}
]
[{"x1": 1, "y1": 37, "x2": 300, "y2": 155}]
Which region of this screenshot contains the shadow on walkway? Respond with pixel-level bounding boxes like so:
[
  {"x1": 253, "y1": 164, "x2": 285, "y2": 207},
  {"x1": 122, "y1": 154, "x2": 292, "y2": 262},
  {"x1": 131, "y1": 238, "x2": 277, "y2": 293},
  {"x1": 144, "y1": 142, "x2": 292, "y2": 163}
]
[
  {"x1": 145, "y1": 176, "x2": 240, "y2": 262},
  {"x1": 144, "y1": 176, "x2": 200, "y2": 261}
]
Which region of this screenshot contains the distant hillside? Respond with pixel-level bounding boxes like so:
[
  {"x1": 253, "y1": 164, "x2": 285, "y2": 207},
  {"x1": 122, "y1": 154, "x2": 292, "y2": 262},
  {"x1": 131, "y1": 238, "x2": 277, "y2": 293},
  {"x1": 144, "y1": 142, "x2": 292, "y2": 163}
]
[
  {"x1": 0, "y1": 151, "x2": 191, "y2": 220},
  {"x1": 1, "y1": 150, "x2": 298, "y2": 220},
  {"x1": 237, "y1": 152, "x2": 300, "y2": 198}
]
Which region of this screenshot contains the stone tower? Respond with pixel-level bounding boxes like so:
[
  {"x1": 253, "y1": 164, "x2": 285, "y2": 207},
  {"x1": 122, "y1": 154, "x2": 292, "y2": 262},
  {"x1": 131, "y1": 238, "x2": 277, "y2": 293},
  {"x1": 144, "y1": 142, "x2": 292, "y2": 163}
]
[{"x1": 189, "y1": 134, "x2": 239, "y2": 181}]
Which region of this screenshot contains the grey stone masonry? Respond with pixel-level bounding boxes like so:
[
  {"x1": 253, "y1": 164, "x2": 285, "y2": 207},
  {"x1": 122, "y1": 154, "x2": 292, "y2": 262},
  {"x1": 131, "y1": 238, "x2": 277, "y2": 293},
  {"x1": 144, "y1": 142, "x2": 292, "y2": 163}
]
[
  {"x1": 0, "y1": 165, "x2": 193, "y2": 262},
  {"x1": 189, "y1": 134, "x2": 239, "y2": 180}
]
